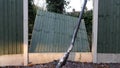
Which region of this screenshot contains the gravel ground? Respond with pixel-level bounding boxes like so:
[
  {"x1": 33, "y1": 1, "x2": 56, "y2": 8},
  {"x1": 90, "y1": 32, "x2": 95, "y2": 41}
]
[{"x1": 1, "y1": 60, "x2": 120, "y2": 68}]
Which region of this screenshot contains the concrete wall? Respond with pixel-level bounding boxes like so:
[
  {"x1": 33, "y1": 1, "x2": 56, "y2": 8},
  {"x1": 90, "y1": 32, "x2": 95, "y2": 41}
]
[
  {"x1": 97, "y1": 53, "x2": 120, "y2": 63},
  {"x1": 29, "y1": 52, "x2": 92, "y2": 64},
  {"x1": 0, "y1": 54, "x2": 23, "y2": 66}
]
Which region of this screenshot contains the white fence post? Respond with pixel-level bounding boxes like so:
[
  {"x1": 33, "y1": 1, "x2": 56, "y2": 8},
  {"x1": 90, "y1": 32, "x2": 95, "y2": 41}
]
[{"x1": 23, "y1": 0, "x2": 28, "y2": 66}]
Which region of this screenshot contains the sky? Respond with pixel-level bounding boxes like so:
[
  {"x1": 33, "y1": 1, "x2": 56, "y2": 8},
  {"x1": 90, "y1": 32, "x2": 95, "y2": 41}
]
[
  {"x1": 66, "y1": 0, "x2": 93, "y2": 12},
  {"x1": 34, "y1": 0, "x2": 93, "y2": 12}
]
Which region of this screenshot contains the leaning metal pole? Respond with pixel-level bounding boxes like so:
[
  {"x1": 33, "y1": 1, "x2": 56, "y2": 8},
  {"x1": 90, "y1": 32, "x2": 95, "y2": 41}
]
[{"x1": 56, "y1": 0, "x2": 87, "y2": 68}]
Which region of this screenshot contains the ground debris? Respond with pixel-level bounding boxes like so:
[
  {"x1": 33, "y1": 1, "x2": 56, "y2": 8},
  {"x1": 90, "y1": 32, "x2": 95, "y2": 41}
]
[{"x1": 1, "y1": 60, "x2": 120, "y2": 68}]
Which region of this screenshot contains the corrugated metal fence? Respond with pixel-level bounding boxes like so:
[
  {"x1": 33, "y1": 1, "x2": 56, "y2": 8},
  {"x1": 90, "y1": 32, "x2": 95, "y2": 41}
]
[
  {"x1": 97, "y1": 0, "x2": 120, "y2": 53},
  {"x1": 30, "y1": 10, "x2": 90, "y2": 52},
  {"x1": 0, "y1": 0, "x2": 23, "y2": 55}
]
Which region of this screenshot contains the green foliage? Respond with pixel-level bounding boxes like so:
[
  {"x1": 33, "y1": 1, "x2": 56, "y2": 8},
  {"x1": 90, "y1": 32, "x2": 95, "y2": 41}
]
[
  {"x1": 46, "y1": 0, "x2": 69, "y2": 13},
  {"x1": 83, "y1": 10, "x2": 93, "y2": 35},
  {"x1": 28, "y1": 0, "x2": 36, "y2": 33},
  {"x1": 83, "y1": 10, "x2": 93, "y2": 50},
  {"x1": 28, "y1": 0, "x2": 37, "y2": 45}
]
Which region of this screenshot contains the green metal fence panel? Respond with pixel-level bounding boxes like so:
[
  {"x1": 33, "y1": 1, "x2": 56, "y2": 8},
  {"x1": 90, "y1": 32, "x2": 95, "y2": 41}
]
[
  {"x1": 0, "y1": 0, "x2": 23, "y2": 55},
  {"x1": 97, "y1": 0, "x2": 120, "y2": 53},
  {"x1": 30, "y1": 10, "x2": 90, "y2": 52}
]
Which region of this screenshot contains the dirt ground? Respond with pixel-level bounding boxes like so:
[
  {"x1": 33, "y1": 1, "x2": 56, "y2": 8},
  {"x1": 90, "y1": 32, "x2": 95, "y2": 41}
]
[{"x1": 1, "y1": 60, "x2": 120, "y2": 68}]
